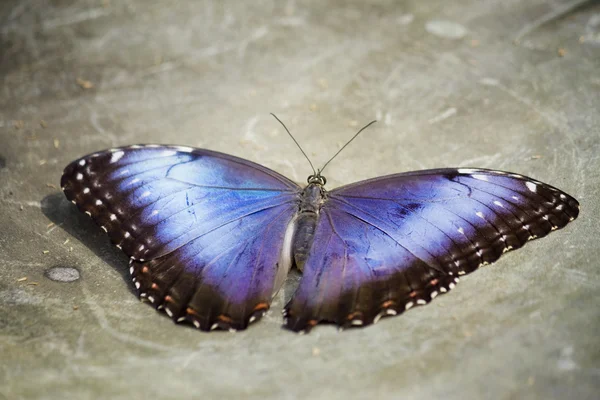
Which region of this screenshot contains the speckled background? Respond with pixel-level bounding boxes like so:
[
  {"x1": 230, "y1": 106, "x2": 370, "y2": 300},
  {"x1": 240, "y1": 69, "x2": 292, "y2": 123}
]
[{"x1": 1, "y1": 1, "x2": 599, "y2": 399}]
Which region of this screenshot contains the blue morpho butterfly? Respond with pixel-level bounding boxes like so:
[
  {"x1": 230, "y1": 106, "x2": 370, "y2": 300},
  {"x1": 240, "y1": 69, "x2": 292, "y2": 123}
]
[{"x1": 61, "y1": 115, "x2": 579, "y2": 333}]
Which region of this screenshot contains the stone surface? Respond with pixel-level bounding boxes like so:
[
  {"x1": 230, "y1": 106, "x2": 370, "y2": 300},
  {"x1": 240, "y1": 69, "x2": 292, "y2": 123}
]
[{"x1": 1, "y1": 1, "x2": 599, "y2": 399}]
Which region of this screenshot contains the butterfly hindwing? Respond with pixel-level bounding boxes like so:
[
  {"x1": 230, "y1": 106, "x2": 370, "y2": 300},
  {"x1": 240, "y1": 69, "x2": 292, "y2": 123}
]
[
  {"x1": 129, "y1": 201, "x2": 297, "y2": 330},
  {"x1": 284, "y1": 168, "x2": 579, "y2": 332},
  {"x1": 61, "y1": 145, "x2": 301, "y2": 331}
]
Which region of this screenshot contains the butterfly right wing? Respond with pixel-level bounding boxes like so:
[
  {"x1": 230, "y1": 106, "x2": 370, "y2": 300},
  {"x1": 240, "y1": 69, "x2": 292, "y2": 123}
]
[
  {"x1": 62, "y1": 145, "x2": 301, "y2": 330},
  {"x1": 284, "y1": 168, "x2": 579, "y2": 332}
]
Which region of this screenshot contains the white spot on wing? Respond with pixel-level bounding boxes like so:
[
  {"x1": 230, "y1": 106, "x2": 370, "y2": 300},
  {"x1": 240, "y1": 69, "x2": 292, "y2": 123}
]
[
  {"x1": 525, "y1": 182, "x2": 537, "y2": 192},
  {"x1": 175, "y1": 146, "x2": 194, "y2": 153},
  {"x1": 76, "y1": 173, "x2": 83, "y2": 180},
  {"x1": 83, "y1": 187, "x2": 90, "y2": 194},
  {"x1": 472, "y1": 174, "x2": 488, "y2": 181},
  {"x1": 493, "y1": 200, "x2": 504, "y2": 208},
  {"x1": 110, "y1": 151, "x2": 124, "y2": 163},
  {"x1": 457, "y1": 227, "x2": 464, "y2": 234},
  {"x1": 78, "y1": 159, "x2": 86, "y2": 166},
  {"x1": 140, "y1": 190, "x2": 151, "y2": 198},
  {"x1": 458, "y1": 168, "x2": 478, "y2": 174},
  {"x1": 95, "y1": 199, "x2": 102, "y2": 206},
  {"x1": 110, "y1": 214, "x2": 117, "y2": 221},
  {"x1": 373, "y1": 313, "x2": 384, "y2": 324},
  {"x1": 476, "y1": 211, "x2": 485, "y2": 219}
]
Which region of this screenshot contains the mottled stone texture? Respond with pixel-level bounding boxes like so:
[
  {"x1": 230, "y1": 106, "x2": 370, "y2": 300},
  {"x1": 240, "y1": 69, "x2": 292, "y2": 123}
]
[{"x1": 0, "y1": 1, "x2": 598, "y2": 399}]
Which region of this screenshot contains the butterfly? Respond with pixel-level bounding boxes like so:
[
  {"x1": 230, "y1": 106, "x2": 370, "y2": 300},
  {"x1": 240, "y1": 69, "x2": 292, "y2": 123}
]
[{"x1": 60, "y1": 124, "x2": 579, "y2": 333}]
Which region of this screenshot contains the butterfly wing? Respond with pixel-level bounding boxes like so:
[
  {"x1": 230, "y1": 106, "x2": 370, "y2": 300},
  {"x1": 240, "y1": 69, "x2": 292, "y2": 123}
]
[
  {"x1": 62, "y1": 145, "x2": 301, "y2": 331},
  {"x1": 284, "y1": 168, "x2": 579, "y2": 332}
]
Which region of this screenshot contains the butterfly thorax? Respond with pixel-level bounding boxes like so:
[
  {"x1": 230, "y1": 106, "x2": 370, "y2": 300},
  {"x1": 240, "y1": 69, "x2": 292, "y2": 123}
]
[
  {"x1": 298, "y1": 182, "x2": 327, "y2": 213},
  {"x1": 293, "y1": 182, "x2": 327, "y2": 271}
]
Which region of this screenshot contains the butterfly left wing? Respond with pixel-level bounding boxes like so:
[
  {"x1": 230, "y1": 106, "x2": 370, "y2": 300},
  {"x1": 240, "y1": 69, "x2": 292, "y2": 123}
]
[
  {"x1": 284, "y1": 168, "x2": 579, "y2": 332},
  {"x1": 61, "y1": 145, "x2": 301, "y2": 331}
]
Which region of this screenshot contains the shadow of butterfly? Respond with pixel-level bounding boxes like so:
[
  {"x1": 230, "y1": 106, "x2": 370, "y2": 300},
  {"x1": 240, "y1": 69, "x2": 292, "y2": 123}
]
[{"x1": 61, "y1": 138, "x2": 579, "y2": 333}]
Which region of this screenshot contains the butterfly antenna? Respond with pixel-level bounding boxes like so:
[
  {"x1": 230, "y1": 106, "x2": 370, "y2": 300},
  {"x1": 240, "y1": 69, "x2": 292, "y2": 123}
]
[
  {"x1": 319, "y1": 120, "x2": 377, "y2": 174},
  {"x1": 270, "y1": 113, "x2": 316, "y2": 175}
]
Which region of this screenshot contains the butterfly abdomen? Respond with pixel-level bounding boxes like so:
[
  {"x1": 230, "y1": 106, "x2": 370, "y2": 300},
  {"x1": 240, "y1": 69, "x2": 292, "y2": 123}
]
[
  {"x1": 293, "y1": 213, "x2": 317, "y2": 271},
  {"x1": 293, "y1": 183, "x2": 327, "y2": 271}
]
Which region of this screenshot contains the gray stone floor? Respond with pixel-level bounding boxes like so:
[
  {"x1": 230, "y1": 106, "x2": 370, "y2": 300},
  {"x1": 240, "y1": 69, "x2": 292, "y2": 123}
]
[{"x1": 1, "y1": 1, "x2": 599, "y2": 399}]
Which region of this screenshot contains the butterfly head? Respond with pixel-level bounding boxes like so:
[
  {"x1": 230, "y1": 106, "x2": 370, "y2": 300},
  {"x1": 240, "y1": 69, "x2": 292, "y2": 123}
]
[{"x1": 307, "y1": 172, "x2": 327, "y2": 186}]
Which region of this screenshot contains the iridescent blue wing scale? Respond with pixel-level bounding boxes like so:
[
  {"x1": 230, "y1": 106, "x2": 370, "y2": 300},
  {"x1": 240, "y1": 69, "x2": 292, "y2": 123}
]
[
  {"x1": 62, "y1": 145, "x2": 301, "y2": 331},
  {"x1": 284, "y1": 168, "x2": 579, "y2": 332}
]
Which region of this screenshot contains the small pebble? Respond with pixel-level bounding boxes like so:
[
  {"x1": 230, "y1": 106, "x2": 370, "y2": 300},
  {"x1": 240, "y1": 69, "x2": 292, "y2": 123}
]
[{"x1": 45, "y1": 267, "x2": 80, "y2": 282}]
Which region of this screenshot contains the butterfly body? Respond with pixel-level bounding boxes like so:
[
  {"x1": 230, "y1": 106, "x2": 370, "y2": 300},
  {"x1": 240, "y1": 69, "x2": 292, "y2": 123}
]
[
  {"x1": 61, "y1": 145, "x2": 579, "y2": 333},
  {"x1": 292, "y1": 182, "x2": 327, "y2": 271}
]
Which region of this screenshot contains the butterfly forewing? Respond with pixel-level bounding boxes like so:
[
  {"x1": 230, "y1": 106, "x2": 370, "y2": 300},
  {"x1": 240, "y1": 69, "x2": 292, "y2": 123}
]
[
  {"x1": 62, "y1": 145, "x2": 301, "y2": 331},
  {"x1": 284, "y1": 168, "x2": 579, "y2": 332}
]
